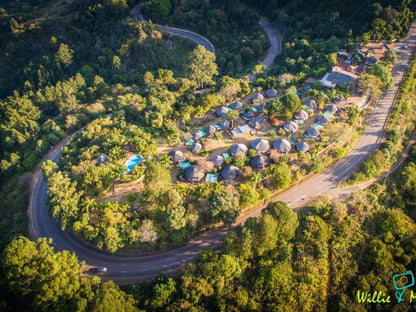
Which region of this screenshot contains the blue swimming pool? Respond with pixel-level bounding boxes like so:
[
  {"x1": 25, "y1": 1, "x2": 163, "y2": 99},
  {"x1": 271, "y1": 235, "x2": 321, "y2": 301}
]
[{"x1": 125, "y1": 155, "x2": 141, "y2": 173}]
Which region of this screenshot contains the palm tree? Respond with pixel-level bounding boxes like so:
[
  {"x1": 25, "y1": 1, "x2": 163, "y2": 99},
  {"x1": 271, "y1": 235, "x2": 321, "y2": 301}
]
[
  {"x1": 250, "y1": 172, "x2": 263, "y2": 187},
  {"x1": 159, "y1": 152, "x2": 173, "y2": 168},
  {"x1": 228, "y1": 110, "x2": 239, "y2": 128}
]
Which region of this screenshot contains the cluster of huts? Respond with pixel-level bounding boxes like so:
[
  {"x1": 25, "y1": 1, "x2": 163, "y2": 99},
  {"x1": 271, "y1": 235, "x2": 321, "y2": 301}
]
[{"x1": 170, "y1": 88, "x2": 342, "y2": 184}]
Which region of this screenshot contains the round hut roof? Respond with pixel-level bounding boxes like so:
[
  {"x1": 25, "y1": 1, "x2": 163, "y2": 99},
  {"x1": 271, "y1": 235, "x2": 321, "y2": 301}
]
[
  {"x1": 265, "y1": 88, "x2": 278, "y2": 98},
  {"x1": 256, "y1": 103, "x2": 266, "y2": 112},
  {"x1": 96, "y1": 153, "x2": 109, "y2": 165},
  {"x1": 250, "y1": 155, "x2": 270, "y2": 170},
  {"x1": 307, "y1": 127, "x2": 320, "y2": 138},
  {"x1": 335, "y1": 94, "x2": 345, "y2": 102},
  {"x1": 283, "y1": 121, "x2": 299, "y2": 133},
  {"x1": 296, "y1": 141, "x2": 310, "y2": 152},
  {"x1": 251, "y1": 138, "x2": 270, "y2": 153},
  {"x1": 327, "y1": 104, "x2": 338, "y2": 113},
  {"x1": 219, "y1": 120, "x2": 230, "y2": 129},
  {"x1": 193, "y1": 132, "x2": 203, "y2": 141},
  {"x1": 294, "y1": 109, "x2": 309, "y2": 121},
  {"x1": 215, "y1": 106, "x2": 229, "y2": 117},
  {"x1": 221, "y1": 165, "x2": 240, "y2": 180},
  {"x1": 252, "y1": 93, "x2": 264, "y2": 102},
  {"x1": 206, "y1": 124, "x2": 217, "y2": 134},
  {"x1": 317, "y1": 115, "x2": 329, "y2": 125},
  {"x1": 273, "y1": 139, "x2": 291, "y2": 153},
  {"x1": 230, "y1": 143, "x2": 248, "y2": 157},
  {"x1": 305, "y1": 99, "x2": 317, "y2": 110},
  {"x1": 191, "y1": 142, "x2": 202, "y2": 152},
  {"x1": 212, "y1": 155, "x2": 224, "y2": 166},
  {"x1": 242, "y1": 110, "x2": 255, "y2": 120},
  {"x1": 185, "y1": 165, "x2": 205, "y2": 182},
  {"x1": 168, "y1": 150, "x2": 184, "y2": 163},
  {"x1": 230, "y1": 101, "x2": 243, "y2": 111}
]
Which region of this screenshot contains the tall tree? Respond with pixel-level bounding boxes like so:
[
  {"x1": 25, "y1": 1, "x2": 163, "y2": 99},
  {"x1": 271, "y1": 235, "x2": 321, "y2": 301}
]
[
  {"x1": 186, "y1": 46, "x2": 218, "y2": 89},
  {"x1": 209, "y1": 190, "x2": 240, "y2": 224},
  {"x1": 144, "y1": 162, "x2": 172, "y2": 198},
  {"x1": 54, "y1": 43, "x2": 74, "y2": 68},
  {"x1": 368, "y1": 64, "x2": 394, "y2": 91},
  {"x1": 42, "y1": 164, "x2": 82, "y2": 230}
]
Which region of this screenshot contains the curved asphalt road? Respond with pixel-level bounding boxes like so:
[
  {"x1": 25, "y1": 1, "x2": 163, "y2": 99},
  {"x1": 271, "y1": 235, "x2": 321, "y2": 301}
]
[
  {"x1": 132, "y1": 3, "x2": 281, "y2": 80},
  {"x1": 132, "y1": 4, "x2": 215, "y2": 54},
  {"x1": 28, "y1": 16, "x2": 416, "y2": 281}
]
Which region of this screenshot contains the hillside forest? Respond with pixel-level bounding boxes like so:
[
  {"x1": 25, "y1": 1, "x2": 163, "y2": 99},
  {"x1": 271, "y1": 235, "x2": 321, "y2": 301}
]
[{"x1": 0, "y1": 0, "x2": 415, "y2": 311}]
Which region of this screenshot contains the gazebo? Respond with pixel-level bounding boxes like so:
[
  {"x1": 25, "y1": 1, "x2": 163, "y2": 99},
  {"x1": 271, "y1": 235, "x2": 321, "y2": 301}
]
[
  {"x1": 212, "y1": 155, "x2": 224, "y2": 167},
  {"x1": 296, "y1": 142, "x2": 310, "y2": 152},
  {"x1": 221, "y1": 165, "x2": 240, "y2": 180},
  {"x1": 168, "y1": 150, "x2": 185, "y2": 164},
  {"x1": 251, "y1": 138, "x2": 270, "y2": 153},
  {"x1": 307, "y1": 127, "x2": 320, "y2": 138},
  {"x1": 230, "y1": 101, "x2": 243, "y2": 111},
  {"x1": 206, "y1": 124, "x2": 217, "y2": 134},
  {"x1": 96, "y1": 153, "x2": 109, "y2": 165},
  {"x1": 249, "y1": 115, "x2": 266, "y2": 129},
  {"x1": 191, "y1": 142, "x2": 202, "y2": 152},
  {"x1": 326, "y1": 104, "x2": 338, "y2": 113},
  {"x1": 317, "y1": 115, "x2": 329, "y2": 125},
  {"x1": 215, "y1": 106, "x2": 229, "y2": 117},
  {"x1": 219, "y1": 120, "x2": 230, "y2": 129},
  {"x1": 334, "y1": 94, "x2": 345, "y2": 103},
  {"x1": 193, "y1": 132, "x2": 203, "y2": 141},
  {"x1": 250, "y1": 155, "x2": 270, "y2": 170},
  {"x1": 252, "y1": 93, "x2": 264, "y2": 103},
  {"x1": 294, "y1": 109, "x2": 309, "y2": 121},
  {"x1": 185, "y1": 165, "x2": 205, "y2": 183},
  {"x1": 273, "y1": 139, "x2": 291, "y2": 153},
  {"x1": 230, "y1": 143, "x2": 248, "y2": 158},
  {"x1": 265, "y1": 88, "x2": 278, "y2": 98},
  {"x1": 283, "y1": 121, "x2": 299, "y2": 133},
  {"x1": 242, "y1": 111, "x2": 255, "y2": 121},
  {"x1": 305, "y1": 99, "x2": 317, "y2": 110}
]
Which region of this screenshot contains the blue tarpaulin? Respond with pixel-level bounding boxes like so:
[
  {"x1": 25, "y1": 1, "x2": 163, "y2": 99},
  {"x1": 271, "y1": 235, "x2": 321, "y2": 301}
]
[
  {"x1": 313, "y1": 123, "x2": 324, "y2": 129},
  {"x1": 323, "y1": 111, "x2": 333, "y2": 118},
  {"x1": 205, "y1": 173, "x2": 218, "y2": 183},
  {"x1": 179, "y1": 160, "x2": 191, "y2": 170}
]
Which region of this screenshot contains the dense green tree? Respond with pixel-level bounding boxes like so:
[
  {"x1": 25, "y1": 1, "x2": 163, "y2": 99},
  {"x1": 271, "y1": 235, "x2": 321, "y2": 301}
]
[
  {"x1": 264, "y1": 201, "x2": 299, "y2": 242},
  {"x1": 42, "y1": 163, "x2": 82, "y2": 230},
  {"x1": 209, "y1": 190, "x2": 239, "y2": 224},
  {"x1": 81, "y1": 163, "x2": 114, "y2": 196},
  {"x1": 368, "y1": 63, "x2": 394, "y2": 91},
  {"x1": 269, "y1": 163, "x2": 292, "y2": 190},
  {"x1": 382, "y1": 49, "x2": 397, "y2": 66},
  {"x1": 238, "y1": 182, "x2": 260, "y2": 209},
  {"x1": 145, "y1": 0, "x2": 172, "y2": 18},
  {"x1": 0, "y1": 94, "x2": 41, "y2": 157},
  {"x1": 358, "y1": 73, "x2": 383, "y2": 99},
  {"x1": 150, "y1": 273, "x2": 176, "y2": 308},
  {"x1": 280, "y1": 88, "x2": 301, "y2": 119},
  {"x1": 166, "y1": 205, "x2": 187, "y2": 230},
  {"x1": 144, "y1": 162, "x2": 172, "y2": 197},
  {"x1": 54, "y1": 43, "x2": 74, "y2": 67},
  {"x1": 91, "y1": 281, "x2": 138, "y2": 312},
  {"x1": 2, "y1": 236, "x2": 84, "y2": 311},
  {"x1": 228, "y1": 109, "x2": 239, "y2": 128},
  {"x1": 186, "y1": 46, "x2": 218, "y2": 89}
]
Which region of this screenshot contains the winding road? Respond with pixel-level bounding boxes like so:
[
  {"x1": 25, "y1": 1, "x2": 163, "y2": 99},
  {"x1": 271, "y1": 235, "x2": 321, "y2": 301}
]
[
  {"x1": 27, "y1": 10, "x2": 416, "y2": 282},
  {"x1": 132, "y1": 4, "x2": 215, "y2": 54}
]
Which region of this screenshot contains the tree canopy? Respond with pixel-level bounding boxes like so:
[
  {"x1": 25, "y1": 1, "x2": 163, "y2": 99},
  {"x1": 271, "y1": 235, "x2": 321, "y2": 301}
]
[{"x1": 186, "y1": 46, "x2": 218, "y2": 89}]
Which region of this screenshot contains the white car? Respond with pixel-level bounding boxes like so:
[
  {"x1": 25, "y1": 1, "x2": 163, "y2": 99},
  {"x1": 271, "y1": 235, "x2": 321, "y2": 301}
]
[{"x1": 90, "y1": 267, "x2": 108, "y2": 273}]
